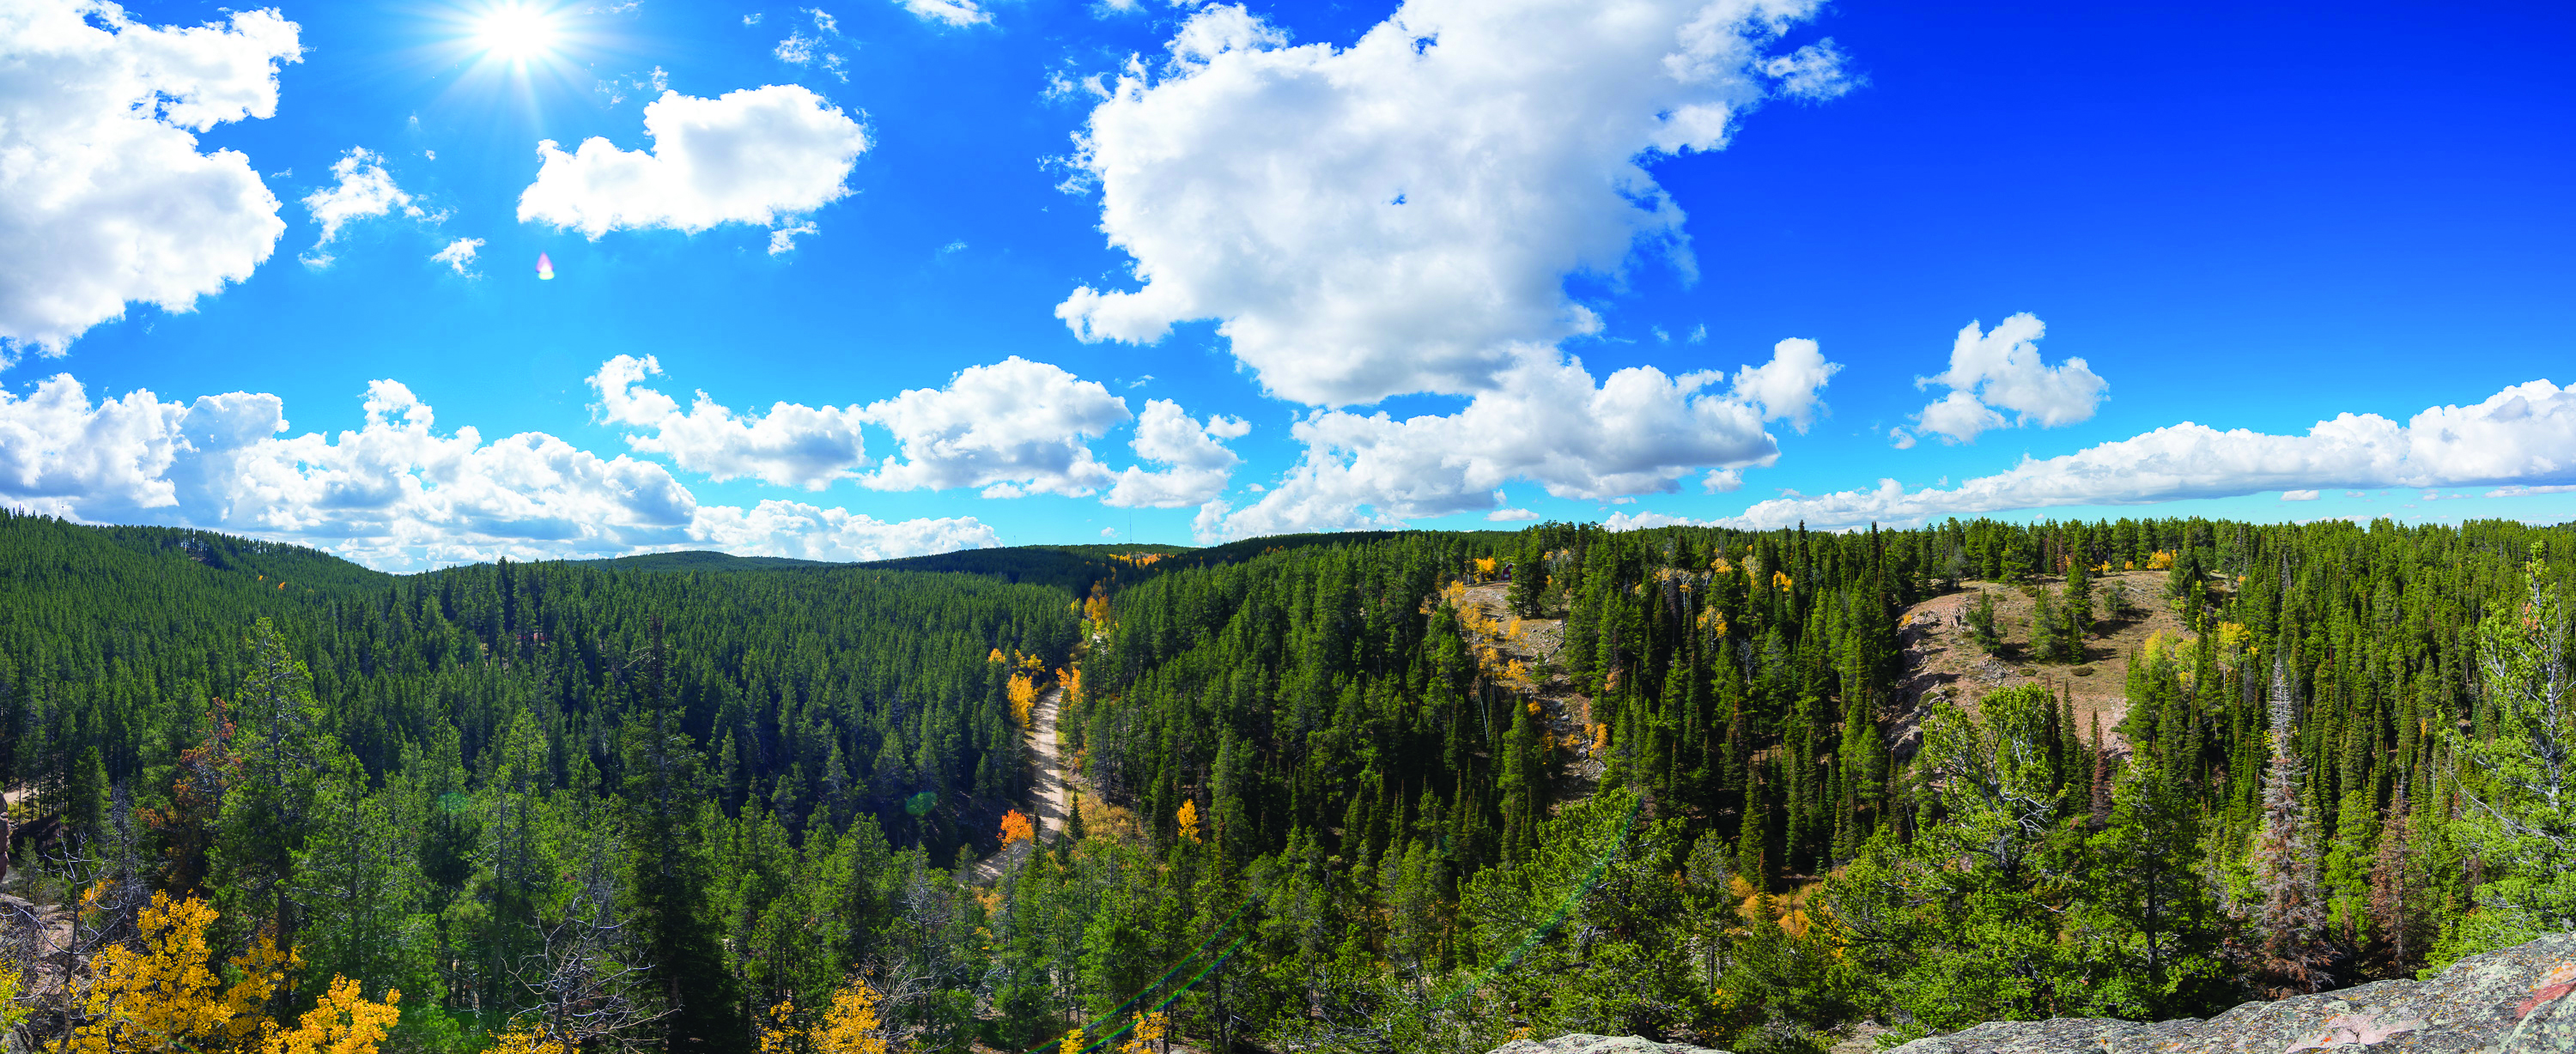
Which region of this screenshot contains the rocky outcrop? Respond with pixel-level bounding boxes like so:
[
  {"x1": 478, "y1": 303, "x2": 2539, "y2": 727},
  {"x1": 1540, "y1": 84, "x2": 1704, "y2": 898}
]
[
  {"x1": 1490, "y1": 1036, "x2": 1728, "y2": 1054},
  {"x1": 1890, "y1": 933, "x2": 2576, "y2": 1053},
  {"x1": 1488, "y1": 935, "x2": 2576, "y2": 1054}
]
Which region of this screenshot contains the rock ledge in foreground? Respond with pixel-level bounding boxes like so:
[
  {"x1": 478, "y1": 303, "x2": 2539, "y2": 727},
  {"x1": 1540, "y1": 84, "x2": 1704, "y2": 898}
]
[
  {"x1": 1490, "y1": 1035, "x2": 1728, "y2": 1054},
  {"x1": 1890, "y1": 933, "x2": 2576, "y2": 1053}
]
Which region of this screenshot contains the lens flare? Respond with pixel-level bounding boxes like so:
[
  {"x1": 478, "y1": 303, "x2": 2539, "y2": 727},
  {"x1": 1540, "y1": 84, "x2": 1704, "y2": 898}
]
[{"x1": 536, "y1": 252, "x2": 554, "y2": 280}]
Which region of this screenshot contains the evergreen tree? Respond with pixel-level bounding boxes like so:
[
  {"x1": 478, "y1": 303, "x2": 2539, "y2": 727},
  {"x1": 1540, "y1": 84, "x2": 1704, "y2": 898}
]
[
  {"x1": 2083, "y1": 752, "x2": 2225, "y2": 1017},
  {"x1": 2248, "y1": 656, "x2": 2330, "y2": 995},
  {"x1": 2063, "y1": 554, "x2": 2093, "y2": 660},
  {"x1": 2442, "y1": 547, "x2": 2576, "y2": 959},
  {"x1": 1965, "y1": 591, "x2": 2002, "y2": 653},
  {"x1": 621, "y1": 616, "x2": 747, "y2": 1053},
  {"x1": 65, "y1": 744, "x2": 108, "y2": 846}
]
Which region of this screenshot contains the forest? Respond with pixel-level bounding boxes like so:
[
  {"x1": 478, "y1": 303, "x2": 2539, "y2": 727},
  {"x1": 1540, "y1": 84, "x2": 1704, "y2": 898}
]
[{"x1": 1, "y1": 508, "x2": 2571, "y2": 1054}]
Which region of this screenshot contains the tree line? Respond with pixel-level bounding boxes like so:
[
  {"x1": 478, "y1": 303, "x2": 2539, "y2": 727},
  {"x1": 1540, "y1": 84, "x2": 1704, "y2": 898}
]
[{"x1": 3, "y1": 509, "x2": 2573, "y2": 1054}]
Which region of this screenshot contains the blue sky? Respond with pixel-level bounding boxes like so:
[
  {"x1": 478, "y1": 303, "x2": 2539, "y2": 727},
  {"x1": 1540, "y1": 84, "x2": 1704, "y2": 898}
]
[{"x1": 2, "y1": 0, "x2": 2570, "y2": 569}]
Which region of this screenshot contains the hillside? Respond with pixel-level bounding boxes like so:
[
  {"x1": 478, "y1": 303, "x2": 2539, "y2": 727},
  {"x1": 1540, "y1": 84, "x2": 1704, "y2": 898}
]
[
  {"x1": 1890, "y1": 568, "x2": 2200, "y2": 759},
  {"x1": 568, "y1": 549, "x2": 839, "y2": 572}
]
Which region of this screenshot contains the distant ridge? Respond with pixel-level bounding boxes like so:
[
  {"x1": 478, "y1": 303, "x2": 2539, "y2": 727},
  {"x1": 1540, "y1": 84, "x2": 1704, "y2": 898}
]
[{"x1": 566, "y1": 549, "x2": 839, "y2": 572}]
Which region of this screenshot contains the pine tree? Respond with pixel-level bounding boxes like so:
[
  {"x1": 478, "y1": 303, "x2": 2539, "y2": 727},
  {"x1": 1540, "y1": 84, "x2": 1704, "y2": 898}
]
[
  {"x1": 65, "y1": 744, "x2": 107, "y2": 846},
  {"x1": 2444, "y1": 545, "x2": 2576, "y2": 956},
  {"x1": 1966, "y1": 591, "x2": 2002, "y2": 653},
  {"x1": 621, "y1": 615, "x2": 747, "y2": 1053},
  {"x1": 2088, "y1": 713, "x2": 2112, "y2": 830},
  {"x1": 2063, "y1": 555, "x2": 2093, "y2": 661},
  {"x1": 2032, "y1": 589, "x2": 2067, "y2": 663},
  {"x1": 2368, "y1": 783, "x2": 2421, "y2": 971},
  {"x1": 2084, "y1": 752, "x2": 2225, "y2": 1017},
  {"x1": 1509, "y1": 539, "x2": 1547, "y2": 618},
  {"x1": 2248, "y1": 655, "x2": 2330, "y2": 995}
]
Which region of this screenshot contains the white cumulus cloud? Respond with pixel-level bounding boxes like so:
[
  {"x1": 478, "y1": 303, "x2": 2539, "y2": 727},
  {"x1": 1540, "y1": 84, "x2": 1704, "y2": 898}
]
[
  {"x1": 0, "y1": 373, "x2": 995, "y2": 570},
  {"x1": 1904, "y1": 312, "x2": 2105, "y2": 445},
  {"x1": 432, "y1": 238, "x2": 484, "y2": 276},
  {"x1": 1715, "y1": 379, "x2": 2576, "y2": 530},
  {"x1": 0, "y1": 1, "x2": 302, "y2": 362},
  {"x1": 518, "y1": 85, "x2": 869, "y2": 240},
  {"x1": 690, "y1": 500, "x2": 999, "y2": 562},
  {"x1": 1200, "y1": 337, "x2": 1838, "y2": 539},
  {"x1": 860, "y1": 357, "x2": 1130, "y2": 498},
  {"x1": 586, "y1": 355, "x2": 1248, "y2": 505},
  {"x1": 893, "y1": 0, "x2": 989, "y2": 27},
  {"x1": 301, "y1": 147, "x2": 426, "y2": 267},
  {"x1": 1054, "y1": 0, "x2": 1852, "y2": 408},
  {"x1": 1103, "y1": 399, "x2": 1249, "y2": 507},
  {"x1": 590, "y1": 354, "x2": 872, "y2": 490}
]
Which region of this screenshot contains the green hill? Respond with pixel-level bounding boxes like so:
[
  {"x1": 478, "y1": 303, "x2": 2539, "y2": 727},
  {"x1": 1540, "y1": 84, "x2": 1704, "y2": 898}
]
[{"x1": 567, "y1": 549, "x2": 840, "y2": 572}]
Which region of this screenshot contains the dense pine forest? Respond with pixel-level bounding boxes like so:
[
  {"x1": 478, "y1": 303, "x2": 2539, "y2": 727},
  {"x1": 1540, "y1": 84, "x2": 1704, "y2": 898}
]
[{"x1": 2, "y1": 510, "x2": 2572, "y2": 1054}]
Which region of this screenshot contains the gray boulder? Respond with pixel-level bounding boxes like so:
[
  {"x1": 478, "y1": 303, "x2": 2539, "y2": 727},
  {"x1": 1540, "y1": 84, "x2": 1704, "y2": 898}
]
[{"x1": 1891, "y1": 933, "x2": 2576, "y2": 1053}]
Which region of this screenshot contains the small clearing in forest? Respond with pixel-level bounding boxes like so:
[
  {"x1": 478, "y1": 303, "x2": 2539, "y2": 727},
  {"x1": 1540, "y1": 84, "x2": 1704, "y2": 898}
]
[{"x1": 1891, "y1": 570, "x2": 2215, "y2": 760}]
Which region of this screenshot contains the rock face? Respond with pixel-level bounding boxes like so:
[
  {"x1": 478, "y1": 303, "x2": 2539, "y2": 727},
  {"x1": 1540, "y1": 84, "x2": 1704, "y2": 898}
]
[
  {"x1": 1489, "y1": 1035, "x2": 1728, "y2": 1054},
  {"x1": 1888, "y1": 933, "x2": 2576, "y2": 1053},
  {"x1": 1487, "y1": 935, "x2": 2576, "y2": 1054}
]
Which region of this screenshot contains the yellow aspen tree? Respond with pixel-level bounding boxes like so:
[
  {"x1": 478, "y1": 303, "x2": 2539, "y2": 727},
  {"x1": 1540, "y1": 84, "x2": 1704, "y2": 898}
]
[
  {"x1": 1008, "y1": 673, "x2": 1039, "y2": 730},
  {"x1": 484, "y1": 1027, "x2": 570, "y2": 1054},
  {"x1": 809, "y1": 978, "x2": 890, "y2": 1054},
  {"x1": 1118, "y1": 1011, "x2": 1168, "y2": 1054},
  {"x1": 70, "y1": 891, "x2": 240, "y2": 1054},
  {"x1": 1175, "y1": 800, "x2": 1200, "y2": 843},
  {"x1": 264, "y1": 975, "x2": 401, "y2": 1054},
  {"x1": 70, "y1": 890, "x2": 380, "y2": 1054}
]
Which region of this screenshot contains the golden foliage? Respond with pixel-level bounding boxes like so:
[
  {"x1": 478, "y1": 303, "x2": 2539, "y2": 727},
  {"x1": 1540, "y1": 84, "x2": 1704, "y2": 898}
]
[
  {"x1": 1076, "y1": 794, "x2": 1141, "y2": 844},
  {"x1": 757, "y1": 978, "x2": 890, "y2": 1054},
  {"x1": 1471, "y1": 556, "x2": 1498, "y2": 578},
  {"x1": 999, "y1": 809, "x2": 1035, "y2": 848},
  {"x1": 1175, "y1": 799, "x2": 1201, "y2": 844},
  {"x1": 1771, "y1": 571, "x2": 1795, "y2": 592},
  {"x1": 2215, "y1": 621, "x2": 2251, "y2": 653},
  {"x1": 2146, "y1": 549, "x2": 2176, "y2": 570},
  {"x1": 1057, "y1": 1028, "x2": 1086, "y2": 1054},
  {"x1": 1117, "y1": 1011, "x2": 1168, "y2": 1054},
  {"x1": 1057, "y1": 665, "x2": 1084, "y2": 707},
  {"x1": 484, "y1": 1026, "x2": 570, "y2": 1054},
  {"x1": 71, "y1": 891, "x2": 245, "y2": 1054},
  {"x1": 1591, "y1": 724, "x2": 1609, "y2": 752},
  {"x1": 268, "y1": 976, "x2": 401, "y2": 1054},
  {"x1": 1695, "y1": 607, "x2": 1728, "y2": 637},
  {"x1": 70, "y1": 891, "x2": 396, "y2": 1054},
  {"x1": 987, "y1": 648, "x2": 1006, "y2": 663},
  {"x1": 1008, "y1": 674, "x2": 1038, "y2": 730}
]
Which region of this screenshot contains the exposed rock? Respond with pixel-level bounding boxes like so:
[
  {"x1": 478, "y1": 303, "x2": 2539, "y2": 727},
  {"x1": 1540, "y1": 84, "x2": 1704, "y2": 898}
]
[
  {"x1": 1489, "y1": 1035, "x2": 1728, "y2": 1054},
  {"x1": 1888, "y1": 933, "x2": 2576, "y2": 1053}
]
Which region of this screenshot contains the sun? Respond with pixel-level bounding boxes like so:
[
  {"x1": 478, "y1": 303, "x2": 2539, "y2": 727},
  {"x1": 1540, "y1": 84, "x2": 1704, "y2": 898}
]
[{"x1": 472, "y1": 3, "x2": 560, "y2": 63}]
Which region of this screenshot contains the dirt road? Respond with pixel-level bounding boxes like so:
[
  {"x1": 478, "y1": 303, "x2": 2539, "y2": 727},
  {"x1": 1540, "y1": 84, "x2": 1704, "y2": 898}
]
[{"x1": 973, "y1": 684, "x2": 1067, "y2": 881}]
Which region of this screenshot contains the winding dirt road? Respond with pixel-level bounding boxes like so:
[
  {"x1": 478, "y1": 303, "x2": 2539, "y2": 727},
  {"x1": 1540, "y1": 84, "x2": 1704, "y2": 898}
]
[{"x1": 974, "y1": 684, "x2": 1067, "y2": 881}]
